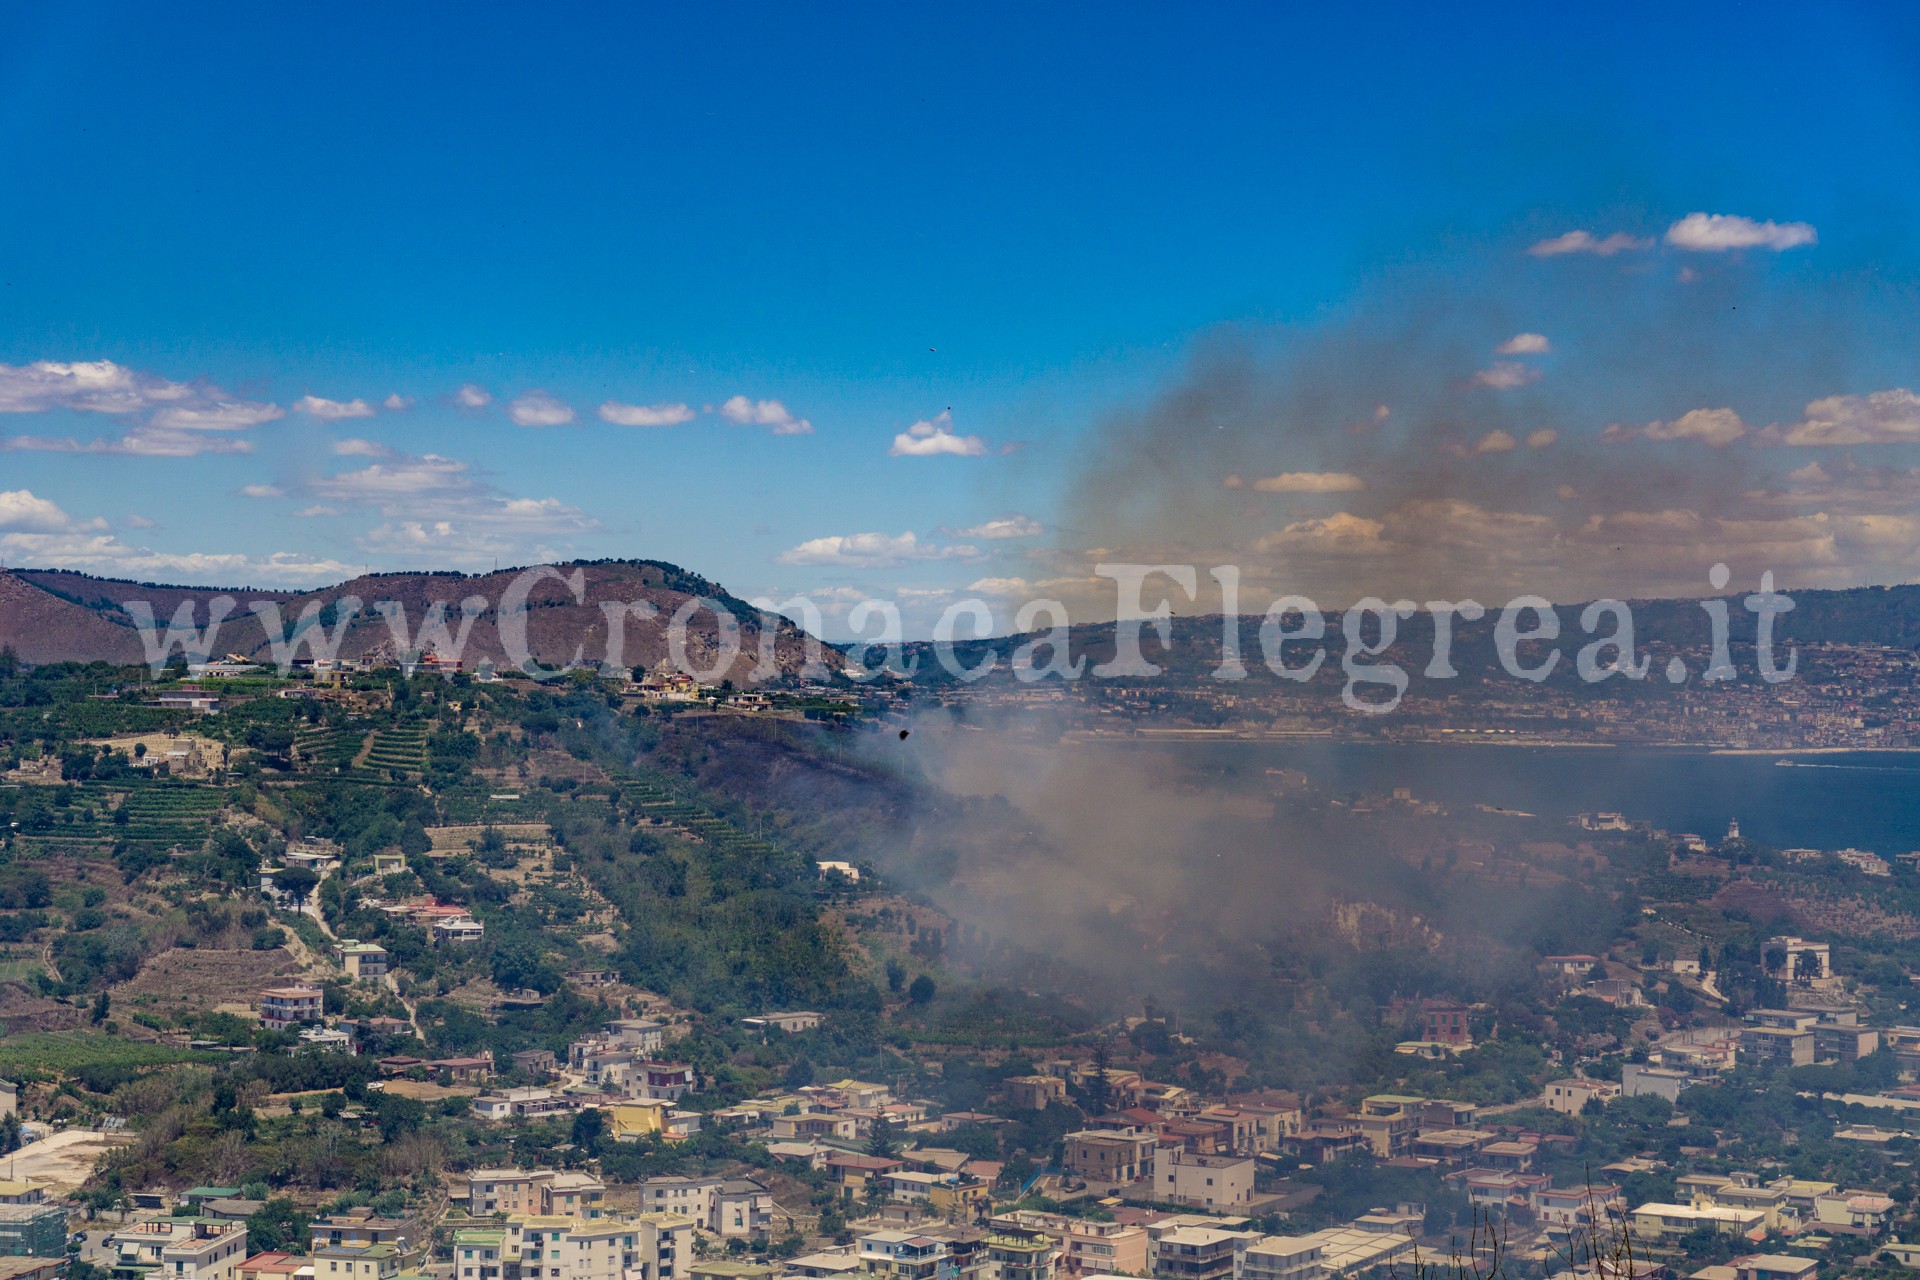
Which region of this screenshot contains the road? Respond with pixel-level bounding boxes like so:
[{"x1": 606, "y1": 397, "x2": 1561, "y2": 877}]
[{"x1": 296, "y1": 859, "x2": 421, "y2": 1037}]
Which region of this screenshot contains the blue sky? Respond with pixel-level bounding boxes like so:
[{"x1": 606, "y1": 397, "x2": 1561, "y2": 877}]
[{"x1": 3, "y1": 4, "x2": 1919, "y2": 633}]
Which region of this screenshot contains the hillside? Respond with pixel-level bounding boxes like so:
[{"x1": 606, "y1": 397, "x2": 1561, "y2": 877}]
[{"x1": 0, "y1": 560, "x2": 834, "y2": 681}]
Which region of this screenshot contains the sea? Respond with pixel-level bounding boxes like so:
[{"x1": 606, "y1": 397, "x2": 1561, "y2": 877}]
[{"x1": 1156, "y1": 741, "x2": 1920, "y2": 855}]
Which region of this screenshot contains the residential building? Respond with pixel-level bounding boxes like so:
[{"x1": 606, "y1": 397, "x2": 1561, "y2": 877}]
[
  {"x1": 992, "y1": 1214, "x2": 1146, "y2": 1279},
  {"x1": 857, "y1": 1230, "x2": 951, "y2": 1280},
  {"x1": 335, "y1": 942, "x2": 389, "y2": 980},
  {"x1": 1629, "y1": 1204, "x2": 1767, "y2": 1241},
  {"x1": 1062, "y1": 1131, "x2": 1156, "y2": 1185},
  {"x1": 1424, "y1": 1003, "x2": 1472, "y2": 1046},
  {"x1": 0, "y1": 1206, "x2": 66, "y2": 1259},
  {"x1": 237, "y1": 1255, "x2": 311, "y2": 1280},
  {"x1": 983, "y1": 1234, "x2": 1056, "y2": 1280},
  {"x1": 1004, "y1": 1077, "x2": 1068, "y2": 1111},
  {"x1": 740, "y1": 1012, "x2": 823, "y2": 1035},
  {"x1": 1154, "y1": 1152, "x2": 1255, "y2": 1210},
  {"x1": 1541, "y1": 1078, "x2": 1618, "y2": 1116},
  {"x1": 635, "y1": 1177, "x2": 724, "y2": 1223},
  {"x1": 1732, "y1": 1257, "x2": 1819, "y2": 1280},
  {"x1": 1739, "y1": 1027, "x2": 1815, "y2": 1071},
  {"x1": 259, "y1": 983, "x2": 325, "y2": 1029},
  {"x1": 712, "y1": 1180, "x2": 775, "y2": 1239},
  {"x1": 1621, "y1": 1065, "x2": 1692, "y2": 1102},
  {"x1": 1239, "y1": 1237, "x2": 1325, "y2": 1280},
  {"x1": 1149, "y1": 1227, "x2": 1247, "y2": 1280},
  {"x1": 312, "y1": 1245, "x2": 400, "y2": 1280}
]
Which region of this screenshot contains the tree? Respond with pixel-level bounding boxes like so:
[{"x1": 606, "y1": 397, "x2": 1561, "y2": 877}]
[
  {"x1": 274, "y1": 866, "x2": 321, "y2": 905},
  {"x1": 571, "y1": 1107, "x2": 608, "y2": 1156},
  {"x1": 908, "y1": 974, "x2": 936, "y2": 1005},
  {"x1": 91, "y1": 990, "x2": 111, "y2": 1024},
  {"x1": 866, "y1": 1115, "x2": 900, "y2": 1159},
  {"x1": 1082, "y1": 1039, "x2": 1113, "y2": 1116}
]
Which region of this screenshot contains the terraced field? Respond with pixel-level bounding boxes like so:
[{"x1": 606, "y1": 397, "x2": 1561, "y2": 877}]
[
  {"x1": 619, "y1": 771, "x2": 786, "y2": 865},
  {"x1": 294, "y1": 724, "x2": 370, "y2": 772},
  {"x1": 362, "y1": 725, "x2": 429, "y2": 778},
  {"x1": 112, "y1": 783, "x2": 225, "y2": 855}
]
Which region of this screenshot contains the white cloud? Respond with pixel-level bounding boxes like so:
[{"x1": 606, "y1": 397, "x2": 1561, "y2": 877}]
[
  {"x1": 455, "y1": 384, "x2": 493, "y2": 408},
  {"x1": 1256, "y1": 512, "x2": 1390, "y2": 556},
  {"x1": 304, "y1": 448, "x2": 599, "y2": 567},
  {"x1": 1526, "y1": 230, "x2": 1652, "y2": 257},
  {"x1": 1473, "y1": 430, "x2": 1518, "y2": 454},
  {"x1": 382, "y1": 393, "x2": 414, "y2": 411},
  {"x1": 1248, "y1": 471, "x2": 1365, "y2": 493},
  {"x1": 599, "y1": 400, "x2": 696, "y2": 427},
  {"x1": 1472, "y1": 362, "x2": 1541, "y2": 390},
  {"x1": 775, "y1": 530, "x2": 980, "y2": 567},
  {"x1": 311, "y1": 453, "x2": 475, "y2": 503},
  {"x1": 1603, "y1": 407, "x2": 1750, "y2": 447},
  {"x1": 0, "y1": 359, "x2": 194, "y2": 415},
  {"x1": 293, "y1": 395, "x2": 376, "y2": 420},
  {"x1": 0, "y1": 489, "x2": 102, "y2": 533},
  {"x1": 1665, "y1": 212, "x2": 1817, "y2": 253},
  {"x1": 507, "y1": 390, "x2": 575, "y2": 427},
  {"x1": 149, "y1": 400, "x2": 284, "y2": 431},
  {"x1": 889, "y1": 410, "x2": 987, "y2": 457},
  {"x1": 719, "y1": 395, "x2": 813, "y2": 435},
  {"x1": 333, "y1": 437, "x2": 391, "y2": 457},
  {"x1": 1525, "y1": 428, "x2": 1558, "y2": 449},
  {"x1": 295, "y1": 505, "x2": 341, "y2": 518},
  {"x1": 1495, "y1": 332, "x2": 1551, "y2": 355},
  {"x1": 0, "y1": 358, "x2": 283, "y2": 455},
  {"x1": 0, "y1": 426, "x2": 254, "y2": 457},
  {"x1": 0, "y1": 529, "x2": 355, "y2": 586},
  {"x1": 955, "y1": 514, "x2": 1045, "y2": 539},
  {"x1": 1780, "y1": 389, "x2": 1920, "y2": 446},
  {"x1": 239, "y1": 484, "x2": 285, "y2": 499}
]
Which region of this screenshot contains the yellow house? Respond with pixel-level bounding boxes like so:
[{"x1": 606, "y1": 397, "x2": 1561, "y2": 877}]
[
  {"x1": 929, "y1": 1177, "x2": 992, "y2": 1219},
  {"x1": 608, "y1": 1102, "x2": 670, "y2": 1142}
]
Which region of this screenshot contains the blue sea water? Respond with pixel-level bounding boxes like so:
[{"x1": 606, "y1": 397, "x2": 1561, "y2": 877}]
[{"x1": 1164, "y1": 742, "x2": 1920, "y2": 855}]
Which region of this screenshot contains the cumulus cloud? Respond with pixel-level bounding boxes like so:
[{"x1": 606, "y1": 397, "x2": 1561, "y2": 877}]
[
  {"x1": 1472, "y1": 362, "x2": 1541, "y2": 390},
  {"x1": 775, "y1": 530, "x2": 980, "y2": 567},
  {"x1": 1665, "y1": 212, "x2": 1817, "y2": 253},
  {"x1": 1526, "y1": 230, "x2": 1652, "y2": 257},
  {"x1": 719, "y1": 395, "x2": 813, "y2": 435},
  {"x1": 954, "y1": 514, "x2": 1045, "y2": 539},
  {"x1": 1255, "y1": 511, "x2": 1390, "y2": 556},
  {"x1": 333, "y1": 437, "x2": 391, "y2": 457},
  {"x1": 455, "y1": 384, "x2": 493, "y2": 408},
  {"x1": 1473, "y1": 429, "x2": 1518, "y2": 454},
  {"x1": 889, "y1": 410, "x2": 988, "y2": 457},
  {"x1": 238, "y1": 484, "x2": 285, "y2": 499},
  {"x1": 1779, "y1": 389, "x2": 1920, "y2": 446},
  {"x1": 1603, "y1": 406, "x2": 1750, "y2": 447},
  {"x1": 1245, "y1": 471, "x2": 1366, "y2": 493},
  {"x1": 0, "y1": 489, "x2": 102, "y2": 533},
  {"x1": 599, "y1": 400, "x2": 696, "y2": 427},
  {"x1": 382, "y1": 394, "x2": 413, "y2": 411},
  {"x1": 507, "y1": 390, "x2": 575, "y2": 427},
  {"x1": 1496, "y1": 332, "x2": 1552, "y2": 355},
  {"x1": 294, "y1": 395, "x2": 376, "y2": 420},
  {"x1": 1525, "y1": 428, "x2": 1559, "y2": 449},
  {"x1": 304, "y1": 449, "x2": 598, "y2": 566},
  {"x1": 0, "y1": 359, "x2": 195, "y2": 415},
  {"x1": 0, "y1": 358, "x2": 285, "y2": 455},
  {"x1": 0, "y1": 529, "x2": 355, "y2": 587},
  {"x1": 0, "y1": 486, "x2": 345, "y2": 584}
]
